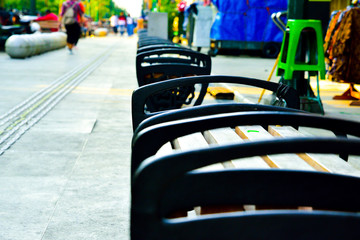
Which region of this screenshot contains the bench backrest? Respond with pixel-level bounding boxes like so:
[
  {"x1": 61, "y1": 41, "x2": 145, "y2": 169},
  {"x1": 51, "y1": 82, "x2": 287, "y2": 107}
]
[
  {"x1": 135, "y1": 49, "x2": 212, "y2": 113},
  {"x1": 131, "y1": 75, "x2": 300, "y2": 130},
  {"x1": 134, "y1": 103, "x2": 304, "y2": 134},
  {"x1": 137, "y1": 44, "x2": 185, "y2": 54},
  {"x1": 136, "y1": 48, "x2": 212, "y2": 87}
]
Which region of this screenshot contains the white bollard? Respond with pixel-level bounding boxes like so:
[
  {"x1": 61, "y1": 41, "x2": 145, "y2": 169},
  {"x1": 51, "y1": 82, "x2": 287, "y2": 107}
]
[
  {"x1": 5, "y1": 32, "x2": 67, "y2": 58},
  {"x1": 94, "y1": 28, "x2": 108, "y2": 37}
]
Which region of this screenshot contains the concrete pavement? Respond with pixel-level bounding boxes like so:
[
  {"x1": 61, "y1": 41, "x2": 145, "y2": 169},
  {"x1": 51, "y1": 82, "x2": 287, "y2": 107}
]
[
  {"x1": 0, "y1": 35, "x2": 137, "y2": 240},
  {"x1": 0, "y1": 34, "x2": 359, "y2": 240}
]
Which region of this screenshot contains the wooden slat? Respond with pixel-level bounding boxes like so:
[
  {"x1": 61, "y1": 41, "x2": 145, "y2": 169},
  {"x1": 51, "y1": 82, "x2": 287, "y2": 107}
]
[
  {"x1": 235, "y1": 125, "x2": 314, "y2": 171},
  {"x1": 204, "y1": 128, "x2": 270, "y2": 169},
  {"x1": 269, "y1": 126, "x2": 360, "y2": 177},
  {"x1": 173, "y1": 133, "x2": 223, "y2": 171},
  {"x1": 156, "y1": 142, "x2": 174, "y2": 157}
]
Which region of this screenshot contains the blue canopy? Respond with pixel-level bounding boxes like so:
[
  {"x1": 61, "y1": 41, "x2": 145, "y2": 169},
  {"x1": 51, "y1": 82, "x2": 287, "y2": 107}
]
[{"x1": 210, "y1": 0, "x2": 287, "y2": 42}]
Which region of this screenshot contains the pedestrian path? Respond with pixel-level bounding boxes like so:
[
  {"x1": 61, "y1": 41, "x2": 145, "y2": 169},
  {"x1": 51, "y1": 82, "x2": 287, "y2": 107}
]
[{"x1": 0, "y1": 35, "x2": 138, "y2": 240}]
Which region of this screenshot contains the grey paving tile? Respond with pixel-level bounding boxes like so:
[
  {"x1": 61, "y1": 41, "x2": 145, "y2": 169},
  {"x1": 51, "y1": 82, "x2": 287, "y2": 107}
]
[
  {"x1": 0, "y1": 176, "x2": 68, "y2": 240},
  {"x1": 0, "y1": 151, "x2": 79, "y2": 177}
]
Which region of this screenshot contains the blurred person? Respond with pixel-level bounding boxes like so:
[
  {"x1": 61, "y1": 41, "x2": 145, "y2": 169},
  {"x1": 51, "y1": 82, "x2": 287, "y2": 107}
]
[
  {"x1": 77, "y1": 1, "x2": 86, "y2": 40},
  {"x1": 0, "y1": 7, "x2": 11, "y2": 25},
  {"x1": 35, "y1": 9, "x2": 58, "y2": 21},
  {"x1": 126, "y1": 13, "x2": 134, "y2": 36},
  {"x1": 110, "y1": 14, "x2": 119, "y2": 34},
  {"x1": 118, "y1": 12, "x2": 126, "y2": 36},
  {"x1": 60, "y1": 0, "x2": 84, "y2": 53},
  {"x1": 137, "y1": 17, "x2": 144, "y2": 30},
  {"x1": 11, "y1": 10, "x2": 20, "y2": 25},
  {"x1": 81, "y1": 15, "x2": 91, "y2": 37},
  {"x1": 34, "y1": 9, "x2": 59, "y2": 32}
]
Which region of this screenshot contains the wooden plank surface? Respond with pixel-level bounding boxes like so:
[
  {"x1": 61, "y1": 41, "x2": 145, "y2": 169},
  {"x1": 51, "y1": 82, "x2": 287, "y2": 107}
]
[
  {"x1": 269, "y1": 126, "x2": 360, "y2": 177},
  {"x1": 156, "y1": 142, "x2": 173, "y2": 157},
  {"x1": 159, "y1": 124, "x2": 360, "y2": 218},
  {"x1": 173, "y1": 132, "x2": 223, "y2": 171},
  {"x1": 235, "y1": 125, "x2": 314, "y2": 170},
  {"x1": 156, "y1": 125, "x2": 360, "y2": 176},
  {"x1": 204, "y1": 128, "x2": 270, "y2": 169}
]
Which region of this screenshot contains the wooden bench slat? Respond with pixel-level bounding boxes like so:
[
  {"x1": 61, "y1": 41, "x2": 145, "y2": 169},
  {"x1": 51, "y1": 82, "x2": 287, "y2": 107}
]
[
  {"x1": 235, "y1": 125, "x2": 314, "y2": 171},
  {"x1": 156, "y1": 142, "x2": 174, "y2": 157},
  {"x1": 173, "y1": 133, "x2": 223, "y2": 171},
  {"x1": 269, "y1": 126, "x2": 360, "y2": 177},
  {"x1": 204, "y1": 128, "x2": 270, "y2": 169}
]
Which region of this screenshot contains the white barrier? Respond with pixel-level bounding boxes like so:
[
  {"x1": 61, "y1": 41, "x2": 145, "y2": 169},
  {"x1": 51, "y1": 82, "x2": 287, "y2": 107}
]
[
  {"x1": 5, "y1": 32, "x2": 67, "y2": 58},
  {"x1": 94, "y1": 28, "x2": 108, "y2": 37}
]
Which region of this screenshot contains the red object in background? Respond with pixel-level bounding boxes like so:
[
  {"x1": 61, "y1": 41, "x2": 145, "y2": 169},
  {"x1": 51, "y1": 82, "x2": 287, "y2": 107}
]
[
  {"x1": 203, "y1": 0, "x2": 211, "y2": 6},
  {"x1": 35, "y1": 12, "x2": 59, "y2": 21},
  {"x1": 177, "y1": 1, "x2": 186, "y2": 12}
]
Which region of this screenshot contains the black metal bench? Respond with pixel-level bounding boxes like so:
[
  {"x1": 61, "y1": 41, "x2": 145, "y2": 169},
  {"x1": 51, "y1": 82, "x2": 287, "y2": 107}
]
[
  {"x1": 135, "y1": 48, "x2": 211, "y2": 113},
  {"x1": 137, "y1": 44, "x2": 186, "y2": 54},
  {"x1": 137, "y1": 29, "x2": 174, "y2": 48},
  {"x1": 131, "y1": 75, "x2": 300, "y2": 131},
  {"x1": 131, "y1": 135, "x2": 360, "y2": 240}
]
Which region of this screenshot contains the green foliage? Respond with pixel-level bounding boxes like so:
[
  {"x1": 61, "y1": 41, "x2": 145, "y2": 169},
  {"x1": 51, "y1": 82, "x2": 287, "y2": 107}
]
[
  {"x1": 158, "y1": 0, "x2": 178, "y2": 13},
  {"x1": 3, "y1": 0, "x2": 124, "y2": 21}
]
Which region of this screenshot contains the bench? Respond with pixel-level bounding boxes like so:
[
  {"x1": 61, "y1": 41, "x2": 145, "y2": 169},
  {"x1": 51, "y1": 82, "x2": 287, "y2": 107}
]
[
  {"x1": 131, "y1": 119, "x2": 360, "y2": 239},
  {"x1": 131, "y1": 39, "x2": 360, "y2": 239},
  {"x1": 137, "y1": 29, "x2": 174, "y2": 48},
  {"x1": 136, "y1": 48, "x2": 211, "y2": 87},
  {"x1": 137, "y1": 44, "x2": 186, "y2": 54},
  {"x1": 36, "y1": 20, "x2": 59, "y2": 32},
  {"x1": 131, "y1": 110, "x2": 360, "y2": 239},
  {"x1": 132, "y1": 75, "x2": 300, "y2": 131},
  {"x1": 135, "y1": 48, "x2": 212, "y2": 113}
]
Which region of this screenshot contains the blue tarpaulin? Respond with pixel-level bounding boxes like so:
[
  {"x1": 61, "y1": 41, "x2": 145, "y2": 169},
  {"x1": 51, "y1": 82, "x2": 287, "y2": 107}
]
[{"x1": 210, "y1": 0, "x2": 287, "y2": 43}]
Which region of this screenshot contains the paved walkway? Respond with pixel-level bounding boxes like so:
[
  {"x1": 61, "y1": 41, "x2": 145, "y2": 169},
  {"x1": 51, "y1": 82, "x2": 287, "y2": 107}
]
[
  {"x1": 0, "y1": 35, "x2": 138, "y2": 240},
  {"x1": 0, "y1": 34, "x2": 359, "y2": 240}
]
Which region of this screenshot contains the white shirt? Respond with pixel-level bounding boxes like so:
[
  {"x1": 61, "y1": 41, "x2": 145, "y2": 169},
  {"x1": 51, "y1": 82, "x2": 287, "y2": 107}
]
[
  {"x1": 110, "y1": 15, "x2": 119, "y2": 27},
  {"x1": 127, "y1": 17, "x2": 133, "y2": 25}
]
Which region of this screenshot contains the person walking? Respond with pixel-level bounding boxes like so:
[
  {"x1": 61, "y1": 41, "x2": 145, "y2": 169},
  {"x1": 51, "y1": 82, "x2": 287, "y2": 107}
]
[
  {"x1": 118, "y1": 12, "x2": 126, "y2": 36},
  {"x1": 34, "y1": 9, "x2": 59, "y2": 32},
  {"x1": 110, "y1": 14, "x2": 119, "y2": 35},
  {"x1": 60, "y1": 0, "x2": 84, "y2": 53},
  {"x1": 126, "y1": 13, "x2": 134, "y2": 37}
]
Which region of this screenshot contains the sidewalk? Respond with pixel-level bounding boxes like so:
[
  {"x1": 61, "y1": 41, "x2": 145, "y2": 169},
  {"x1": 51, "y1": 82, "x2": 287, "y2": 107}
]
[
  {"x1": 0, "y1": 34, "x2": 359, "y2": 240},
  {"x1": 0, "y1": 35, "x2": 138, "y2": 240}
]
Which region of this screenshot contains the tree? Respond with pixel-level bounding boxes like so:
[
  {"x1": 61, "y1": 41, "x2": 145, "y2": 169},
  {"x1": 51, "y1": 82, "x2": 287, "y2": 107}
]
[{"x1": 3, "y1": 0, "x2": 123, "y2": 20}]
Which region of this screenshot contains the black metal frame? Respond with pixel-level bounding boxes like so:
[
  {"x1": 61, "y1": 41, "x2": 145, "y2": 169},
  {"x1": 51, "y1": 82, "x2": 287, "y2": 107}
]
[
  {"x1": 135, "y1": 49, "x2": 212, "y2": 114},
  {"x1": 136, "y1": 48, "x2": 211, "y2": 86},
  {"x1": 131, "y1": 75, "x2": 300, "y2": 130},
  {"x1": 137, "y1": 44, "x2": 185, "y2": 54},
  {"x1": 134, "y1": 103, "x2": 304, "y2": 134}
]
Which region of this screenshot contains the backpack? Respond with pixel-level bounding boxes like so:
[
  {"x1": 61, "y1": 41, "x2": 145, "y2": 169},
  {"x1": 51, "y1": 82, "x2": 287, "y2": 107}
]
[{"x1": 62, "y1": 2, "x2": 76, "y2": 25}]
